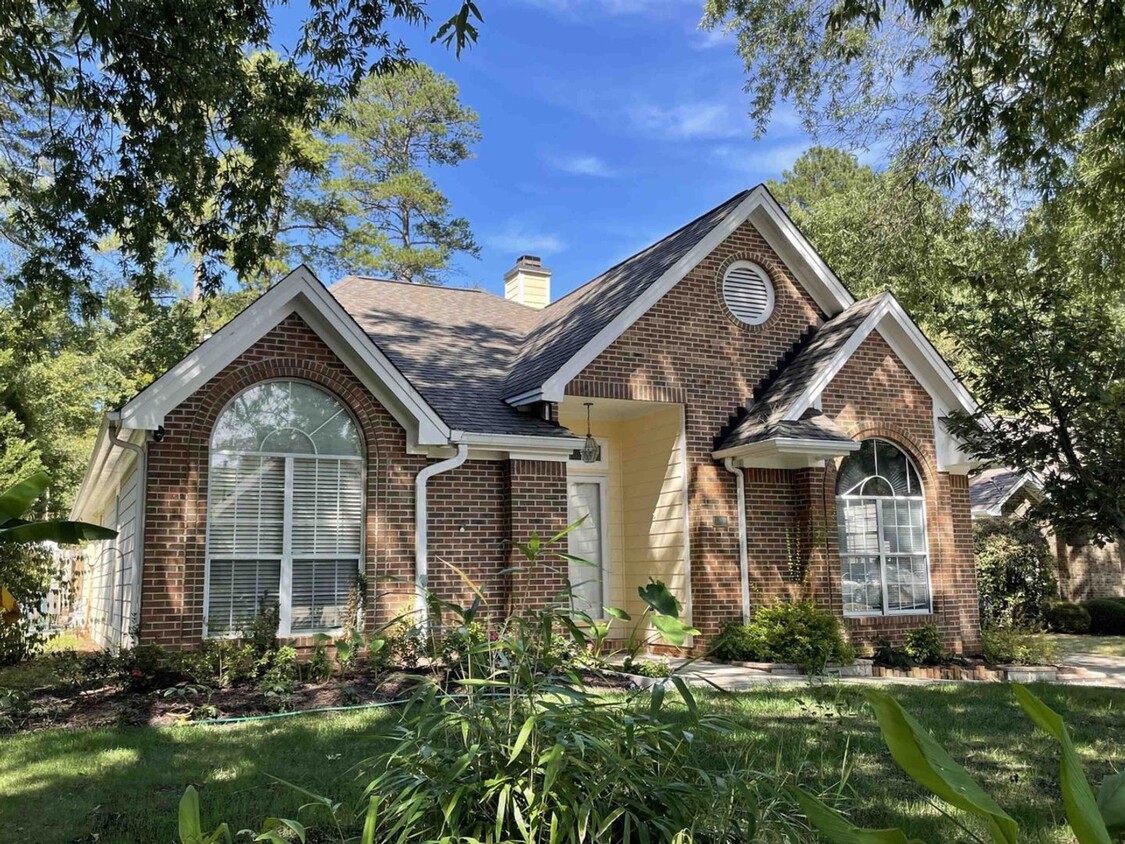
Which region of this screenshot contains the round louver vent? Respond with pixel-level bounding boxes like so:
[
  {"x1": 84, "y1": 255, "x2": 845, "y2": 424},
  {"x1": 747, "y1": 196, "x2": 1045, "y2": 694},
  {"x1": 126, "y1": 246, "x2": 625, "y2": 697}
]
[{"x1": 722, "y1": 261, "x2": 775, "y2": 326}]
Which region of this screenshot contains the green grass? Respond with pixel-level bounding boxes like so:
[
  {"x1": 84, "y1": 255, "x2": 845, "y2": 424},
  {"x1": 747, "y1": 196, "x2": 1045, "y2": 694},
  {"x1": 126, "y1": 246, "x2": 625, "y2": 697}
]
[
  {"x1": 1046, "y1": 633, "x2": 1125, "y2": 659},
  {"x1": 2, "y1": 684, "x2": 1124, "y2": 843}
]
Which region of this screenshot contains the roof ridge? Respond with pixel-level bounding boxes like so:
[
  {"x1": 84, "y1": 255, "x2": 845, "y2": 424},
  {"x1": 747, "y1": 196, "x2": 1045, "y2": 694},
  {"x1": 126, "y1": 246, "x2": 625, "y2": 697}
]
[
  {"x1": 538, "y1": 189, "x2": 754, "y2": 312},
  {"x1": 337, "y1": 275, "x2": 499, "y2": 295}
]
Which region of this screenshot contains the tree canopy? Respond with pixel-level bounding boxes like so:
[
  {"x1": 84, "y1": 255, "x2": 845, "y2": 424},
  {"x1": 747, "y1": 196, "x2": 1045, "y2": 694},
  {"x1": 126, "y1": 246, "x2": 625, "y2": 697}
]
[{"x1": 0, "y1": 0, "x2": 484, "y2": 312}]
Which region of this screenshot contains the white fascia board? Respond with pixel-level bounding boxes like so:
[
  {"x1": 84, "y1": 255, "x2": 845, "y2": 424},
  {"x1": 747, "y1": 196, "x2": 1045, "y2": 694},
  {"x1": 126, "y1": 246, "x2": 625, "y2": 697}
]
[
  {"x1": 70, "y1": 419, "x2": 144, "y2": 522},
  {"x1": 458, "y1": 431, "x2": 581, "y2": 453},
  {"x1": 117, "y1": 266, "x2": 450, "y2": 445},
  {"x1": 748, "y1": 189, "x2": 856, "y2": 317},
  {"x1": 785, "y1": 293, "x2": 980, "y2": 423},
  {"x1": 712, "y1": 436, "x2": 861, "y2": 464}
]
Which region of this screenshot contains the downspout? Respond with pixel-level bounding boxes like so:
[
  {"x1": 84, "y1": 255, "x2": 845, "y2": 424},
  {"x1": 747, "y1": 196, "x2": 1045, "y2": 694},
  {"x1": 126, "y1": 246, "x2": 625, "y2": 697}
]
[
  {"x1": 106, "y1": 413, "x2": 146, "y2": 649},
  {"x1": 723, "y1": 457, "x2": 751, "y2": 624},
  {"x1": 415, "y1": 439, "x2": 469, "y2": 621}
]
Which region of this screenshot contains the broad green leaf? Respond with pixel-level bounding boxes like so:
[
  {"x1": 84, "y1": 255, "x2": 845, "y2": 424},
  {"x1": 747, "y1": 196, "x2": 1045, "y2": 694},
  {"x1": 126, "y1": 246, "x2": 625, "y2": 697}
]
[
  {"x1": 0, "y1": 519, "x2": 117, "y2": 545},
  {"x1": 604, "y1": 606, "x2": 631, "y2": 622},
  {"x1": 790, "y1": 786, "x2": 925, "y2": 844},
  {"x1": 1097, "y1": 771, "x2": 1125, "y2": 833},
  {"x1": 638, "y1": 580, "x2": 680, "y2": 618},
  {"x1": 866, "y1": 689, "x2": 1018, "y2": 844},
  {"x1": 0, "y1": 472, "x2": 49, "y2": 526},
  {"x1": 651, "y1": 614, "x2": 699, "y2": 646},
  {"x1": 179, "y1": 786, "x2": 204, "y2": 843},
  {"x1": 1012, "y1": 685, "x2": 1112, "y2": 844}
]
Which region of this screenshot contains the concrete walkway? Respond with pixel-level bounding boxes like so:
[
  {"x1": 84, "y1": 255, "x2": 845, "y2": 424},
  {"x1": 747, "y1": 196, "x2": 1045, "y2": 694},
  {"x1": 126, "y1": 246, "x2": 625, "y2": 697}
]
[{"x1": 663, "y1": 654, "x2": 1125, "y2": 690}]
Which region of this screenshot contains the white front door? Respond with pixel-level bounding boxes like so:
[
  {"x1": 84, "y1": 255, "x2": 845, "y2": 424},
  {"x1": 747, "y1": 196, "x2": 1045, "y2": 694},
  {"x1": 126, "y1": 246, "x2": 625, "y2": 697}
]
[{"x1": 567, "y1": 479, "x2": 607, "y2": 617}]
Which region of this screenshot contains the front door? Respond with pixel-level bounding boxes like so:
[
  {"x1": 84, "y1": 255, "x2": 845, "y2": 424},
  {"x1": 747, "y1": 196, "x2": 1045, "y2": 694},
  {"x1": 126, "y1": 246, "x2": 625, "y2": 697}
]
[{"x1": 567, "y1": 478, "x2": 607, "y2": 617}]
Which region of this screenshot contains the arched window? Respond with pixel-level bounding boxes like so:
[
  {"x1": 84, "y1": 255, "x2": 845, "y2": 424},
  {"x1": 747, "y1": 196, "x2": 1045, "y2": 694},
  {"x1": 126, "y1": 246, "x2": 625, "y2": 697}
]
[
  {"x1": 836, "y1": 439, "x2": 930, "y2": 616},
  {"x1": 206, "y1": 381, "x2": 364, "y2": 636}
]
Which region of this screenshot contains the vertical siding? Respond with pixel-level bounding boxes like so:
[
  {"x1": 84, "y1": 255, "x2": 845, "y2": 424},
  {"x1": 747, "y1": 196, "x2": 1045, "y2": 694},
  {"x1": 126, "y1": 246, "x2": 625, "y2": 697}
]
[{"x1": 88, "y1": 463, "x2": 139, "y2": 649}]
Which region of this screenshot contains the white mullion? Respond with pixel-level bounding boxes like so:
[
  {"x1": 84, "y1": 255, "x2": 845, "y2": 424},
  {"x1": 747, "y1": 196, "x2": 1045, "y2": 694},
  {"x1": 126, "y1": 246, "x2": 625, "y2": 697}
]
[
  {"x1": 280, "y1": 457, "x2": 294, "y2": 635},
  {"x1": 876, "y1": 498, "x2": 890, "y2": 615}
]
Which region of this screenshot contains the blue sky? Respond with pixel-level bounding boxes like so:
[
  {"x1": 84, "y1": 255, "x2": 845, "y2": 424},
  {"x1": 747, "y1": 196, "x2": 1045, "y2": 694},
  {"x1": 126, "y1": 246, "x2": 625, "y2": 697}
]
[
  {"x1": 410, "y1": 0, "x2": 816, "y2": 298},
  {"x1": 282, "y1": 0, "x2": 818, "y2": 299}
]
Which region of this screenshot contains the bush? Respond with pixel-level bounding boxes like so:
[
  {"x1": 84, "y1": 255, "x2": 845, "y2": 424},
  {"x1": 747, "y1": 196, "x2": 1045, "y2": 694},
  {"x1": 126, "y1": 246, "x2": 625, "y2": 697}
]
[
  {"x1": 1044, "y1": 600, "x2": 1091, "y2": 634},
  {"x1": 974, "y1": 518, "x2": 1057, "y2": 630},
  {"x1": 712, "y1": 601, "x2": 853, "y2": 673},
  {"x1": 0, "y1": 543, "x2": 56, "y2": 665},
  {"x1": 902, "y1": 623, "x2": 944, "y2": 665},
  {"x1": 980, "y1": 627, "x2": 1057, "y2": 665},
  {"x1": 1082, "y1": 598, "x2": 1125, "y2": 635}
]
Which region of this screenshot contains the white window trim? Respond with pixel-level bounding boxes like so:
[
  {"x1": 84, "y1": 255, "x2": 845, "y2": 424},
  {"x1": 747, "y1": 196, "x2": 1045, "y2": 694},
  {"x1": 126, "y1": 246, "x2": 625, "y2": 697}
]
[
  {"x1": 202, "y1": 381, "x2": 366, "y2": 639},
  {"x1": 837, "y1": 440, "x2": 934, "y2": 618}
]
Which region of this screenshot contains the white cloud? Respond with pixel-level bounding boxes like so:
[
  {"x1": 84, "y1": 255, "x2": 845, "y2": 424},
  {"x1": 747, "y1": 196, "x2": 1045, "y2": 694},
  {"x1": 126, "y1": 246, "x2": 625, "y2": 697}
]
[
  {"x1": 691, "y1": 27, "x2": 731, "y2": 50},
  {"x1": 627, "y1": 101, "x2": 744, "y2": 140},
  {"x1": 547, "y1": 153, "x2": 618, "y2": 178},
  {"x1": 711, "y1": 140, "x2": 812, "y2": 178},
  {"x1": 485, "y1": 223, "x2": 566, "y2": 256}
]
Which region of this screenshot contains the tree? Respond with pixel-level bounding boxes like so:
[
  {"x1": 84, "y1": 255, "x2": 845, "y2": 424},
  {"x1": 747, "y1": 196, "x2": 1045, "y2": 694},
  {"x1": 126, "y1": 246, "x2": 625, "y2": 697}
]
[
  {"x1": 768, "y1": 147, "x2": 982, "y2": 352},
  {"x1": 944, "y1": 194, "x2": 1125, "y2": 543},
  {"x1": 703, "y1": 0, "x2": 1125, "y2": 201},
  {"x1": 320, "y1": 64, "x2": 481, "y2": 284},
  {"x1": 0, "y1": 0, "x2": 484, "y2": 312}
]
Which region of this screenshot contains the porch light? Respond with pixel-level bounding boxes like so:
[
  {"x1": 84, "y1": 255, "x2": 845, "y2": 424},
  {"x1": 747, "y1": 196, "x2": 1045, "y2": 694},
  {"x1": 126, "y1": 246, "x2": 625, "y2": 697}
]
[{"x1": 580, "y1": 402, "x2": 600, "y2": 463}]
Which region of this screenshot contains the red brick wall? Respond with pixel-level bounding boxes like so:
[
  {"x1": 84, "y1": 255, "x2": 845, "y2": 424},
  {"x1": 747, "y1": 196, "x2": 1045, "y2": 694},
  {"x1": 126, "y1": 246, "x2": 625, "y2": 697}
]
[
  {"x1": 568, "y1": 220, "x2": 980, "y2": 653},
  {"x1": 142, "y1": 314, "x2": 426, "y2": 647},
  {"x1": 817, "y1": 331, "x2": 980, "y2": 652},
  {"x1": 567, "y1": 220, "x2": 825, "y2": 645},
  {"x1": 506, "y1": 459, "x2": 569, "y2": 615}
]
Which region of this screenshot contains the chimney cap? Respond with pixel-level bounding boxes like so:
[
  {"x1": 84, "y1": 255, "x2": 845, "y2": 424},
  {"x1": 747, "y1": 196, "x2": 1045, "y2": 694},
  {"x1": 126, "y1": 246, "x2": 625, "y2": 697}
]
[{"x1": 517, "y1": 254, "x2": 542, "y2": 267}]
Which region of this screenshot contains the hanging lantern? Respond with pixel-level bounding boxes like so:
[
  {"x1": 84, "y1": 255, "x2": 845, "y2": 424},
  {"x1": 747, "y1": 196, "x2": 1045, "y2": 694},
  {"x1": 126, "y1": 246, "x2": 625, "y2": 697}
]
[{"x1": 580, "y1": 401, "x2": 600, "y2": 463}]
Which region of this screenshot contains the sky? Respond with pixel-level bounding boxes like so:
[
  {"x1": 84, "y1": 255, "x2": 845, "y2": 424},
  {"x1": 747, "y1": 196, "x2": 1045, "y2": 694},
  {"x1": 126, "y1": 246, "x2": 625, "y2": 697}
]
[{"x1": 288, "y1": 0, "x2": 819, "y2": 300}]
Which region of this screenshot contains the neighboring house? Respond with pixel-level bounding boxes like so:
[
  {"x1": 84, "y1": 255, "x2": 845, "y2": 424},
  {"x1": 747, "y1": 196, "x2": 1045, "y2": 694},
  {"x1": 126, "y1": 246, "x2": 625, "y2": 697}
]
[
  {"x1": 970, "y1": 467, "x2": 1125, "y2": 601},
  {"x1": 71, "y1": 186, "x2": 984, "y2": 654}
]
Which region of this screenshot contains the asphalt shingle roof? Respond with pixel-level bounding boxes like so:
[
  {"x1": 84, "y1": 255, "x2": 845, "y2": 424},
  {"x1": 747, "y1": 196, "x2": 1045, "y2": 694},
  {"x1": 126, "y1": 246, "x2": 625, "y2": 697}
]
[
  {"x1": 714, "y1": 293, "x2": 887, "y2": 452},
  {"x1": 501, "y1": 190, "x2": 753, "y2": 399},
  {"x1": 331, "y1": 277, "x2": 572, "y2": 437},
  {"x1": 969, "y1": 467, "x2": 1038, "y2": 516}
]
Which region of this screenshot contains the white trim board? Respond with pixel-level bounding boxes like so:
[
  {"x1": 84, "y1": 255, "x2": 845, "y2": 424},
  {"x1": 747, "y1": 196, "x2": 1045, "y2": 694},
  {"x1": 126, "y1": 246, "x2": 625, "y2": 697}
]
[
  {"x1": 510, "y1": 185, "x2": 857, "y2": 405},
  {"x1": 118, "y1": 265, "x2": 450, "y2": 446}
]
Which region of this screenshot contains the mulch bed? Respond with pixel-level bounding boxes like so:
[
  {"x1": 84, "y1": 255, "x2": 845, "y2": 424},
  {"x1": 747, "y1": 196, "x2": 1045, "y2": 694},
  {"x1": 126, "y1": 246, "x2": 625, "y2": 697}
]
[{"x1": 3, "y1": 666, "x2": 635, "y2": 734}]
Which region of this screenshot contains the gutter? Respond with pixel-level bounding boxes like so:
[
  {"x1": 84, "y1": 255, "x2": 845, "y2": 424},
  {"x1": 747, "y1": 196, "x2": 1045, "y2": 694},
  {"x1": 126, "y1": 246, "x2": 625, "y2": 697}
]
[
  {"x1": 723, "y1": 457, "x2": 751, "y2": 624},
  {"x1": 107, "y1": 412, "x2": 147, "y2": 648},
  {"x1": 414, "y1": 439, "x2": 469, "y2": 620}
]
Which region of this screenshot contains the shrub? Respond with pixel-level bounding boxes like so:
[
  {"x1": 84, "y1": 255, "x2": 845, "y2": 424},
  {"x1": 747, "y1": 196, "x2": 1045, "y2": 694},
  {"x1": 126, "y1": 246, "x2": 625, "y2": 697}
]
[
  {"x1": 1082, "y1": 598, "x2": 1125, "y2": 635},
  {"x1": 980, "y1": 627, "x2": 1057, "y2": 665},
  {"x1": 257, "y1": 646, "x2": 297, "y2": 710},
  {"x1": 711, "y1": 601, "x2": 853, "y2": 673},
  {"x1": 0, "y1": 543, "x2": 56, "y2": 665},
  {"x1": 974, "y1": 518, "x2": 1057, "y2": 630},
  {"x1": 1044, "y1": 600, "x2": 1091, "y2": 634},
  {"x1": 902, "y1": 623, "x2": 944, "y2": 665},
  {"x1": 872, "y1": 637, "x2": 914, "y2": 668}
]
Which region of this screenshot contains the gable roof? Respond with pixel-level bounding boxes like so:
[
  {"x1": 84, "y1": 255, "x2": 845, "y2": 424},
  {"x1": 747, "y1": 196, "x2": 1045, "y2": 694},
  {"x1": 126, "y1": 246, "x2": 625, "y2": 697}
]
[
  {"x1": 502, "y1": 185, "x2": 858, "y2": 403},
  {"x1": 118, "y1": 266, "x2": 451, "y2": 446},
  {"x1": 969, "y1": 467, "x2": 1042, "y2": 517},
  {"x1": 331, "y1": 277, "x2": 570, "y2": 438}
]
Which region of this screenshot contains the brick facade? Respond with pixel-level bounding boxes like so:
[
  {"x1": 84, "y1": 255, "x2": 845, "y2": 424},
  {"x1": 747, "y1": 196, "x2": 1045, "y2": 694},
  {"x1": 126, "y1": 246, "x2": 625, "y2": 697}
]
[{"x1": 567, "y1": 220, "x2": 980, "y2": 653}]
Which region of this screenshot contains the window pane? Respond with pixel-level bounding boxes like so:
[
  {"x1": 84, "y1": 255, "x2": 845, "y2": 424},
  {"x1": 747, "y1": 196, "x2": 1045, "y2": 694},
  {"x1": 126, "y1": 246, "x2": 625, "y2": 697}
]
[
  {"x1": 836, "y1": 440, "x2": 877, "y2": 495},
  {"x1": 841, "y1": 555, "x2": 882, "y2": 613},
  {"x1": 208, "y1": 455, "x2": 285, "y2": 556},
  {"x1": 875, "y1": 440, "x2": 913, "y2": 496},
  {"x1": 291, "y1": 559, "x2": 355, "y2": 631},
  {"x1": 837, "y1": 499, "x2": 879, "y2": 554},
  {"x1": 206, "y1": 559, "x2": 281, "y2": 634},
  {"x1": 212, "y1": 381, "x2": 361, "y2": 456},
  {"x1": 880, "y1": 499, "x2": 926, "y2": 554},
  {"x1": 291, "y1": 458, "x2": 364, "y2": 556},
  {"x1": 885, "y1": 555, "x2": 930, "y2": 612},
  {"x1": 567, "y1": 482, "x2": 605, "y2": 617}
]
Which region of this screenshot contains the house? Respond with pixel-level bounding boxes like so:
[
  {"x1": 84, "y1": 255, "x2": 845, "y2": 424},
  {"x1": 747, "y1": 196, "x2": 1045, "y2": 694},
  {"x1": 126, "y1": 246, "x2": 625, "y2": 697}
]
[
  {"x1": 970, "y1": 467, "x2": 1125, "y2": 602},
  {"x1": 71, "y1": 186, "x2": 984, "y2": 654}
]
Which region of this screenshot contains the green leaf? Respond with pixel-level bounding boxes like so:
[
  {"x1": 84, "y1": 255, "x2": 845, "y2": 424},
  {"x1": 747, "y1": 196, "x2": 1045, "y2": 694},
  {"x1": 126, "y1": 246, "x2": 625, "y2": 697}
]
[
  {"x1": 865, "y1": 689, "x2": 1018, "y2": 844},
  {"x1": 1012, "y1": 685, "x2": 1112, "y2": 844},
  {"x1": 509, "y1": 715, "x2": 536, "y2": 763},
  {"x1": 1096, "y1": 771, "x2": 1125, "y2": 833},
  {"x1": 669, "y1": 674, "x2": 697, "y2": 717},
  {"x1": 0, "y1": 519, "x2": 117, "y2": 545},
  {"x1": 0, "y1": 472, "x2": 50, "y2": 526},
  {"x1": 638, "y1": 580, "x2": 680, "y2": 618},
  {"x1": 651, "y1": 614, "x2": 699, "y2": 647},
  {"x1": 789, "y1": 786, "x2": 925, "y2": 844},
  {"x1": 604, "y1": 606, "x2": 632, "y2": 622},
  {"x1": 179, "y1": 786, "x2": 204, "y2": 844}
]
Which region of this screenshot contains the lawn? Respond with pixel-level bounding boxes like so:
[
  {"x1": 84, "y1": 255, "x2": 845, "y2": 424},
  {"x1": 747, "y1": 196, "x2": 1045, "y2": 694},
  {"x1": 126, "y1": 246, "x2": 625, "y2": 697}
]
[
  {"x1": 1046, "y1": 633, "x2": 1125, "y2": 659},
  {"x1": 2, "y1": 682, "x2": 1124, "y2": 843}
]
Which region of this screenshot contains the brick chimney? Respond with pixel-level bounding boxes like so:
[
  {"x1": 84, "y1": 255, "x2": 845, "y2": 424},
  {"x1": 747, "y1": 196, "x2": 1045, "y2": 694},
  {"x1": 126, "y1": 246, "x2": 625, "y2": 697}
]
[{"x1": 504, "y1": 255, "x2": 551, "y2": 309}]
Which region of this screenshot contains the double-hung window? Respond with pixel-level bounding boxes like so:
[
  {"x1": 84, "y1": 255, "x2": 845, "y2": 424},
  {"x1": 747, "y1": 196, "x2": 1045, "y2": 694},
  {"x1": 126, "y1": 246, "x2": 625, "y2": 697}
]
[
  {"x1": 206, "y1": 381, "x2": 364, "y2": 636},
  {"x1": 836, "y1": 439, "x2": 931, "y2": 616}
]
